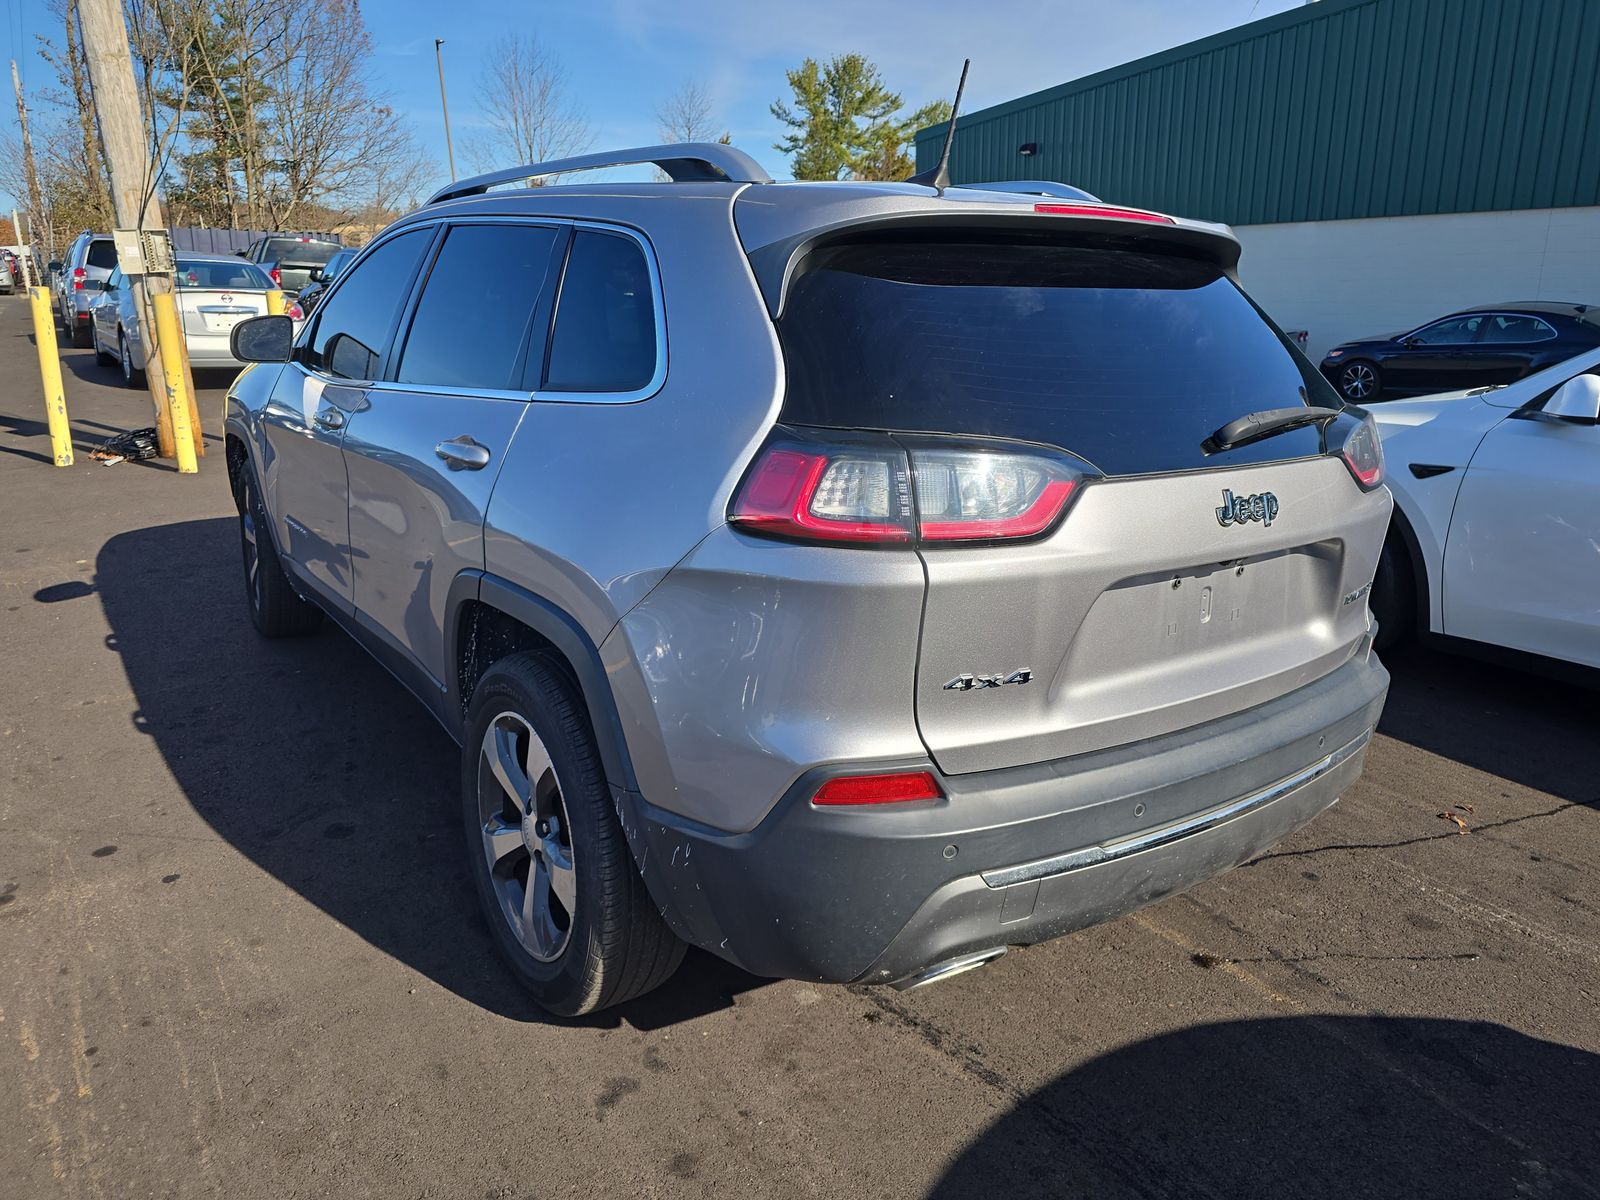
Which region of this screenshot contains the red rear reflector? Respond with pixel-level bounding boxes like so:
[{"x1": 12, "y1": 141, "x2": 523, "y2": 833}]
[
  {"x1": 1034, "y1": 202, "x2": 1175, "y2": 224},
  {"x1": 813, "y1": 771, "x2": 942, "y2": 806}
]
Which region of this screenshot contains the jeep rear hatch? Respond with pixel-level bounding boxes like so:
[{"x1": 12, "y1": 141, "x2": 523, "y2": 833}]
[{"x1": 759, "y1": 227, "x2": 1390, "y2": 774}]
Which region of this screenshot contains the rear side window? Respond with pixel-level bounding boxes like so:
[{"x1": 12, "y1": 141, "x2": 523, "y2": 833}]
[
  {"x1": 777, "y1": 238, "x2": 1341, "y2": 476},
  {"x1": 544, "y1": 230, "x2": 657, "y2": 394},
  {"x1": 307, "y1": 229, "x2": 432, "y2": 380},
  {"x1": 395, "y1": 224, "x2": 561, "y2": 391},
  {"x1": 86, "y1": 240, "x2": 117, "y2": 269},
  {"x1": 1481, "y1": 314, "x2": 1557, "y2": 344}
]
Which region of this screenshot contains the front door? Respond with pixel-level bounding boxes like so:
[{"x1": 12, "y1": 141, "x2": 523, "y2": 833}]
[
  {"x1": 262, "y1": 225, "x2": 438, "y2": 612},
  {"x1": 1441, "y1": 367, "x2": 1600, "y2": 666},
  {"x1": 344, "y1": 221, "x2": 566, "y2": 693},
  {"x1": 1386, "y1": 314, "x2": 1485, "y2": 392}
]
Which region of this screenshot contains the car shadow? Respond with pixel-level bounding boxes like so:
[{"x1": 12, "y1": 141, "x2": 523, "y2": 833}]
[
  {"x1": 93, "y1": 516, "x2": 768, "y2": 1028},
  {"x1": 929, "y1": 1015, "x2": 1600, "y2": 1199},
  {"x1": 1375, "y1": 640, "x2": 1598, "y2": 807}
]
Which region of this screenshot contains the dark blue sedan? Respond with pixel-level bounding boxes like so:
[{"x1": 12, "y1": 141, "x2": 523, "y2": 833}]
[{"x1": 1319, "y1": 302, "x2": 1600, "y2": 402}]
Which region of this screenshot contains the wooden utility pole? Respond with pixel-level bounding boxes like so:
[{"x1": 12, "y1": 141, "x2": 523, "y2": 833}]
[
  {"x1": 75, "y1": 0, "x2": 178, "y2": 458},
  {"x1": 10, "y1": 60, "x2": 46, "y2": 271}
]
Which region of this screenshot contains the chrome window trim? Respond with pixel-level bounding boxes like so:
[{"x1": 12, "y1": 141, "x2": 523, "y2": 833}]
[
  {"x1": 980, "y1": 730, "x2": 1372, "y2": 889},
  {"x1": 295, "y1": 216, "x2": 667, "y2": 405}
]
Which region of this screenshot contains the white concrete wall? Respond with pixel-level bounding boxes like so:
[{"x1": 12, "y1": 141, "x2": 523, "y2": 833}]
[{"x1": 1233, "y1": 207, "x2": 1600, "y2": 361}]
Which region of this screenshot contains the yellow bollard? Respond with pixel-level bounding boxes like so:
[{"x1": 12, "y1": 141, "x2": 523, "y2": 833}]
[
  {"x1": 28, "y1": 287, "x2": 74, "y2": 467},
  {"x1": 264, "y1": 289, "x2": 286, "y2": 316},
  {"x1": 152, "y1": 292, "x2": 199, "y2": 475}
]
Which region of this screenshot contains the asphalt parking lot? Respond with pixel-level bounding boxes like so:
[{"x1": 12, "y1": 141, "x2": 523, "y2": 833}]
[{"x1": 2, "y1": 294, "x2": 1597, "y2": 1200}]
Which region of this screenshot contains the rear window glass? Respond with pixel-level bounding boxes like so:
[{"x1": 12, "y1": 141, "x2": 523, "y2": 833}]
[
  {"x1": 86, "y1": 240, "x2": 117, "y2": 269},
  {"x1": 778, "y1": 239, "x2": 1341, "y2": 476},
  {"x1": 264, "y1": 238, "x2": 340, "y2": 264},
  {"x1": 395, "y1": 224, "x2": 560, "y2": 391},
  {"x1": 176, "y1": 261, "x2": 273, "y2": 289}
]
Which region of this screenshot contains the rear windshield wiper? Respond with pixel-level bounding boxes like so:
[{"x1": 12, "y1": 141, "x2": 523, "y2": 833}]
[{"x1": 1203, "y1": 406, "x2": 1342, "y2": 455}]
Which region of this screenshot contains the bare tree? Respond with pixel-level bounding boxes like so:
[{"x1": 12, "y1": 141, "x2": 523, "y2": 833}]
[
  {"x1": 467, "y1": 35, "x2": 590, "y2": 177},
  {"x1": 656, "y1": 80, "x2": 726, "y2": 144}
]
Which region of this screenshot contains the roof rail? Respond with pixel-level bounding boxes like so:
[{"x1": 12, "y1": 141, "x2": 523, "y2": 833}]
[
  {"x1": 954, "y1": 180, "x2": 1101, "y2": 201},
  {"x1": 427, "y1": 143, "x2": 773, "y2": 205}
]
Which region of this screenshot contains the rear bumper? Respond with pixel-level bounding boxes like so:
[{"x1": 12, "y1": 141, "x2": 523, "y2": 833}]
[{"x1": 618, "y1": 651, "x2": 1388, "y2": 984}]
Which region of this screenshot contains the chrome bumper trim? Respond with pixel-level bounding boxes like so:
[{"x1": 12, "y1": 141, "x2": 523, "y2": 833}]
[{"x1": 980, "y1": 729, "x2": 1372, "y2": 889}]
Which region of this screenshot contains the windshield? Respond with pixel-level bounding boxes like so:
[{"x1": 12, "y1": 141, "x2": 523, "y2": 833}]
[
  {"x1": 177, "y1": 260, "x2": 274, "y2": 290},
  {"x1": 263, "y1": 238, "x2": 340, "y2": 264},
  {"x1": 778, "y1": 237, "x2": 1341, "y2": 476}
]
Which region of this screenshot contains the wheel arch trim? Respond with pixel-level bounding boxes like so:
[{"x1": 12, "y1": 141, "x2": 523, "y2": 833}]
[
  {"x1": 446, "y1": 572, "x2": 640, "y2": 793},
  {"x1": 1386, "y1": 500, "x2": 1435, "y2": 635}
]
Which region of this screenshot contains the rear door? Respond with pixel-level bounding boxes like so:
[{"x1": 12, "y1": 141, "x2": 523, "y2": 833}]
[
  {"x1": 774, "y1": 233, "x2": 1390, "y2": 774},
  {"x1": 1469, "y1": 314, "x2": 1558, "y2": 386},
  {"x1": 342, "y1": 220, "x2": 565, "y2": 693},
  {"x1": 259, "y1": 227, "x2": 435, "y2": 611}
]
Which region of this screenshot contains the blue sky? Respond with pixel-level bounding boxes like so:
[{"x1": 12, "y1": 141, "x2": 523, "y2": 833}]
[{"x1": 2, "y1": 0, "x2": 1305, "y2": 216}]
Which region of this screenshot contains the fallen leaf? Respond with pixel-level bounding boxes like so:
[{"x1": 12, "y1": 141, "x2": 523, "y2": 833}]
[{"x1": 1438, "y1": 811, "x2": 1471, "y2": 834}]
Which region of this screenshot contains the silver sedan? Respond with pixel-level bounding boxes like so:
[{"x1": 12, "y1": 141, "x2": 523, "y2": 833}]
[{"x1": 90, "y1": 254, "x2": 293, "y2": 386}]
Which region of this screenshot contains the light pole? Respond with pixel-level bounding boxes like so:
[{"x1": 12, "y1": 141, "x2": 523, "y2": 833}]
[{"x1": 435, "y1": 39, "x2": 457, "y2": 181}]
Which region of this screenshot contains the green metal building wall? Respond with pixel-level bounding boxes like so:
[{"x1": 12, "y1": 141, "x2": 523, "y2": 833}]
[{"x1": 915, "y1": 0, "x2": 1600, "y2": 225}]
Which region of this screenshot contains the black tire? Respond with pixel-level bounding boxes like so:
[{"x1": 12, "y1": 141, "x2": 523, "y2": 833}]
[
  {"x1": 1336, "y1": 359, "x2": 1382, "y2": 403},
  {"x1": 93, "y1": 327, "x2": 115, "y2": 367},
  {"x1": 237, "y1": 466, "x2": 323, "y2": 638},
  {"x1": 462, "y1": 653, "x2": 684, "y2": 1016},
  {"x1": 118, "y1": 331, "x2": 146, "y2": 389},
  {"x1": 1370, "y1": 535, "x2": 1414, "y2": 652},
  {"x1": 69, "y1": 314, "x2": 91, "y2": 348}
]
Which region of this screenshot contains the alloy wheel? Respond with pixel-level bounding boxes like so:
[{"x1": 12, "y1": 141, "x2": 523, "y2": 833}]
[
  {"x1": 120, "y1": 333, "x2": 133, "y2": 385},
  {"x1": 239, "y1": 482, "x2": 265, "y2": 615},
  {"x1": 476, "y1": 712, "x2": 577, "y2": 962},
  {"x1": 1340, "y1": 363, "x2": 1376, "y2": 401}
]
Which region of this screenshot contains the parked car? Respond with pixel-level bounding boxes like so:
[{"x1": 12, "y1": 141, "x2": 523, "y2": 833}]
[
  {"x1": 91, "y1": 254, "x2": 287, "y2": 386},
  {"x1": 0, "y1": 252, "x2": 14, "y2": 295},
  {"x1": 235, "y1": 234, "x2": 341, "y2": 296},
  {"x1": 221, "y1": 144, "x2": 1391, "y2": 1016},
  {"x1": 291, "y1": 247, "x2": 356, "y2": 317},
  {"x1": 1321, "y1": 302, "x2": 1600, "y2": 402},
  {"x1": 50, "y1": 231, "x2": 118, "y2": 347},
  {"x1": 1368, "y1": 347, "x2": 1600, "y2": 670}
]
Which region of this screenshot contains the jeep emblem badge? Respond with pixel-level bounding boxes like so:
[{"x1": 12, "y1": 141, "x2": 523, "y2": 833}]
[{"x1": 1216, "y1": 489, "x2": 1279, "y2": 528}]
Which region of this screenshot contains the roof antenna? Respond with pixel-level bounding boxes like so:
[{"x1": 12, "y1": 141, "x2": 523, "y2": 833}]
[{"x1": 907, "y1": 59, "x2": 970, "y2": 194}]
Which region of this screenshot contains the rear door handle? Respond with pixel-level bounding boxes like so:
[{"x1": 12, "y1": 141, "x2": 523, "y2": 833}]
[
  {"x1": 313, "y1": 406, "x2": 345, "y2": 430},
  {"x1": 436, "y1": 436, "x2": 492, "y2": 471}
]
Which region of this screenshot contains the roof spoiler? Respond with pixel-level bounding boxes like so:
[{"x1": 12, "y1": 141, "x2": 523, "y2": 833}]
[{"x1": 426, "y1": 143, "x2": 772, "y2": 205}]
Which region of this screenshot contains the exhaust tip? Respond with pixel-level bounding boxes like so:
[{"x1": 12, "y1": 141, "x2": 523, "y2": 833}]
[{"x1": 890, "y1": 947, "x2": 1007, "y2": 991}]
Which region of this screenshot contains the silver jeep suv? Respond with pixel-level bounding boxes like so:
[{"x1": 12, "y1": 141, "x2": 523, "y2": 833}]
[{"x1": 222, "y1": 144, "x2": 1391, "y2": 1015}]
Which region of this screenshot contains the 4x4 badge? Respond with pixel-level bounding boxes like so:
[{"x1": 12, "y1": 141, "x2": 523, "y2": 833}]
[
  {"x1": 943, "y1": 669, "x2": 1033, "y2": 692},
  {"x1": 1216, "y1": 489, "x2": 1279, "y2": 528}
]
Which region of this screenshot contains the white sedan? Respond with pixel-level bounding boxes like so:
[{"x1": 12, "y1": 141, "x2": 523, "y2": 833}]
[
  {"x1": 89, "y1": 254, "x2": 299, "y2": 386},
  {"x1": 1369, "y1": 346, "x2": 1600, "y2": 670}
]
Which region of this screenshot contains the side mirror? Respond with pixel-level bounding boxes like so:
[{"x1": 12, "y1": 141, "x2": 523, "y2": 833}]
[
  {"x1": 1539, "y1": 374, "x2": 1600, "y2": 424},
  {"x1": 307, "y1": 267, "x2": 324, "y2": 283},
  {"x1": 47, "y1": 260, "x2": 62, "y2": 273},
  {"x1": 230, "y1": 314, "x2": 295, "y2": 364},
  {"x1": 1401, "y1": 336, "x2": 1421, "y2": 348},
  {"x1": 234, "y1": 249, "x2": 249, "y2": 258}
]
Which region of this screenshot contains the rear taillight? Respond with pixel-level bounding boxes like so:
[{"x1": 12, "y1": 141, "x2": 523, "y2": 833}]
[
  {"x1": 812, "y1": 771, "x2": 942, "y2": 806},
  {"x1": 1034, "y1": 202, "x2": 1175, "y2": 224},
  {"x1": 269, "y1": 267, "x2": 281, "y2": 286},
  {"x1": 285, "y1": 302, "x2": 304, "y2": 320},
  {"x1": 1338, "y1": 413, "x2": 1385, "y2": 490},
  {"x1": 729, "y1": 428, "x2": 1096, "y2": 547},
  {"x1": 72, "y1": 267, "x2": 86, "y2": 290}
]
